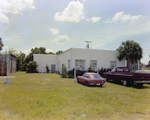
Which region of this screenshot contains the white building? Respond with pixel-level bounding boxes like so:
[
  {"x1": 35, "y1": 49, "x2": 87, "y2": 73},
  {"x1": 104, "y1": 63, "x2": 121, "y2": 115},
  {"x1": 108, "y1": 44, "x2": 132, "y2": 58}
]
[{"x1": 33, "y1": 48, "x2": 125, "y2": 73}]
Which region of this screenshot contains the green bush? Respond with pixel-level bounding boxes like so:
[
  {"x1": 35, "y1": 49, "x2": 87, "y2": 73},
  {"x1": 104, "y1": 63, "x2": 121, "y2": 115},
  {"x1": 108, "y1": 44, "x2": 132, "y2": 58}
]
[
  {"x1": 68, "y1": 73, "x2": 74, "y2": 78},
  {"x1": 26, "y1": 61, "x2": 38, "y2": 73},
  {"x1": 144, "y1": 67, "x2": 150, "y2": 70},
  {"x1": 130, "y1": 70, "x2": 136, "y2": 73},
  {"x1": 46, "y1": 65, "x2": 50, "y2": 73},
  {"x1": 61, "y1": 64, "x2": 67, "y2": 78}
]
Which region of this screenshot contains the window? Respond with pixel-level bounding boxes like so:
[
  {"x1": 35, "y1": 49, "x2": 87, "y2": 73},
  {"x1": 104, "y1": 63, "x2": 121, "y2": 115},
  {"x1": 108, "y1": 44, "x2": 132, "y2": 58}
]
[
  {"x1": 68, "y1": 60, "x2": 71, "y2": 69},
  {"x1": 90, "y1": 60, "x2": 97, "y2": 70},
  {"x1": 90, "y1": 74, "x2": 101, "y2": 79},
  {"x1": 124, "y1": 68, "x2": 129, "y2": 72},
  {"x1": 110, "y1": 61, "x2": 116, "y2": 69},
  {"x1": 111, "y1": 68, "x2": 116, "y2": 72},
  {"x1": 83, "y1": 73, "x2": 89, "y2": 78},
  {"x1": 116, "y1": 68, "x2": 123, "y2": 72},
  {"x1": 75, "y1": 59, "x2": 85, "y2": 70}
]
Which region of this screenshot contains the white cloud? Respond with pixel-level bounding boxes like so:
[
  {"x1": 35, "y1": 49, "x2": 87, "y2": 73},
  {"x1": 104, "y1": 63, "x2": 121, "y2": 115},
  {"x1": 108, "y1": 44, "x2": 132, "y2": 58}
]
[
  {"x1": 0, "y1": 0, "x2": 35, "y2": 23},
  {"x1": 105, "y1": 19, "x2": 110, "y2": 24},
  {"x1": 22, "y1": 49, "x2": 31, "y2": 55},
  {"x1": 3, "y1": 46, "x2": 9, "y2": 50},
  {"x1": 49, "y1": 28, "x2": 59, "y2": 35},
  {"x1": 82, "y1": 0, "x2": 86, "y2": 2},
  {"x1": 54, "y1": 35, "x2": 71, "y2": 44},
  {"x1": 86, "y1": 17, "x2": 101, "y2": 23},
  {"x1": 0, "y1": 11, "x2": 9, "y2": 23},
  {"x1": 46, "y1": 48, "x2": 53, "y2": 53},
  {"x1": 105, "y1": 11, "x2": 143, "y2": 23},
  {"x1": 91, "y1": 17, "x2": 101, "y2": 23},
  {"x1": 54, "y1": 1, "x2": 85, "y2": 23}
]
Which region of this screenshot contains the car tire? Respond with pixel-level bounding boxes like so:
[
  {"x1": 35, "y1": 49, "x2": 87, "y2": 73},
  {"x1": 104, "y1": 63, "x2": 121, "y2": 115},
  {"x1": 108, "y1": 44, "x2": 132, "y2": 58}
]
[
  {"x1": 85, "y1": 81, "x2": 89, "y2": 87},
  {"x1": 106, "y1": 77, "x2": 109, "y2": 82},
  {"x1": 123, "y1": 79, "x2": 128, "y2": 86}
]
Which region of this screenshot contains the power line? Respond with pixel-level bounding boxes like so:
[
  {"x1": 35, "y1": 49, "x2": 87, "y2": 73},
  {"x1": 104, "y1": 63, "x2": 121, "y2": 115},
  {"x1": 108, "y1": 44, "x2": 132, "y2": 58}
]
[{"x1": 88, "y1": 19, "x2": 150, "y2": 41}]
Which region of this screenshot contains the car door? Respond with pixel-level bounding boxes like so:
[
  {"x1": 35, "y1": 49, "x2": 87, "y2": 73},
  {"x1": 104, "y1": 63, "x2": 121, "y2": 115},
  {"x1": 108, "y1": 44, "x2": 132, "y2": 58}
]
[
  {"x1": 80, "y1": 73, "x2": 87, "y2": 83},
  {"x1": 108, "y1": 68, "x2": 116, "y2": 80},
  {"x1": 115, "y1": 67, "x2": 124, "y2": 81},
  {"x1": 83, "y1": 73, "x2": 91, "y2": 83}
]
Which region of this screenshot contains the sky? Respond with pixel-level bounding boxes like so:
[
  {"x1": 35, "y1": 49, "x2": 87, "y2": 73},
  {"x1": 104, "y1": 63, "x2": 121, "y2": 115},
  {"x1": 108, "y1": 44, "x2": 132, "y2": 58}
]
[{"x1": 0, "y1": 0, "x2": 150, "y2": 64}]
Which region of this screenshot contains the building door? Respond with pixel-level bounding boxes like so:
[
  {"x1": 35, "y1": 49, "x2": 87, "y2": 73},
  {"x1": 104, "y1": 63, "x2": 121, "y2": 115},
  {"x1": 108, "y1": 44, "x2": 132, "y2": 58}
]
[{"x1": 51, "y1": 65, "x2": 55, "y2": 73}]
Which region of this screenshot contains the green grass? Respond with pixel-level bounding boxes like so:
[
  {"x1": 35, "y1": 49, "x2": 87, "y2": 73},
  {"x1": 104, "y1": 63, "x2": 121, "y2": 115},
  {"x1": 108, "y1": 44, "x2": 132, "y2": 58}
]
[
  {"x1": 0, "y1": 72, "x2": 150, "y2": 120},
  {"x1": 141, "y1": 67, "x2": 150, "y2": 70}
]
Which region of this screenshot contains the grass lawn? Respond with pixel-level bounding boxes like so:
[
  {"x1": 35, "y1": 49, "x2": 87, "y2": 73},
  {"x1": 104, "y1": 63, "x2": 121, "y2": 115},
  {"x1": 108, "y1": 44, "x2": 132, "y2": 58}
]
[{"x1": 0, "y1": 72, "x2": 150, "y2": 120}]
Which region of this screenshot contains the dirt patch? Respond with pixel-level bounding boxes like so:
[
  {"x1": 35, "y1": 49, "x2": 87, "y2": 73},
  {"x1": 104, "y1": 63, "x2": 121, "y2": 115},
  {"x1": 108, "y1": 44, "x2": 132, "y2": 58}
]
[{"x1": 45, "y1": 78, "x2": 51, "y2": 81}]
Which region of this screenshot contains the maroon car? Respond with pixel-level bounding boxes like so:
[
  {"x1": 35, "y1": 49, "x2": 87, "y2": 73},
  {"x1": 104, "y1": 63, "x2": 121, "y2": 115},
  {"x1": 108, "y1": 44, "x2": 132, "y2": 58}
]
[
  {"x1": 103, "y1": 67, "x2": 150, "y2": 86},
  {"x1": 77, "y1": 72, "x2": 105, "y2": 87}
]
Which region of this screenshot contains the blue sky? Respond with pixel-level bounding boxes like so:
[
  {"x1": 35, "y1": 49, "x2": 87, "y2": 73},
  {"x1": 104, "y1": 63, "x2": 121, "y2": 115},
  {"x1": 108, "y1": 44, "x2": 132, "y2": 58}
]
[{"x1": 0, "y1": 0, "x2": 150, "y2": 64}]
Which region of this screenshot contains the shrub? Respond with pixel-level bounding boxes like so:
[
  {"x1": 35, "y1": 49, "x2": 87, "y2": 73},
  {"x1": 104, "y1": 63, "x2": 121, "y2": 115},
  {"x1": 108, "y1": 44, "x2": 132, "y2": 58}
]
[
  {"x1": 26, "y1": 61, "x2": 38, "y2": 73},
  {"x1": 76, "y1": 69, "x2": 87, "y2": 76},
  {"x1": 46, "y1": 65, "x2": 50, "y2": 73},
  {"x1": 67, "y1": 69, "x2": 87, "y2": 78},
  {"x1": 98, "y1": 67, "x2": 112, "y2": 77},
  {"x1": 61, "y1": 64, "x2": 67, "y2": 78},
  {"x1": 67, "y1": 69, "x2": 74, "y2": 78},
  {"x1": 130, "y1": 70, "x2": 136, "y2": 73},
  {"x1": 67, "y1": 68, "x2": 112, "y2": 78},
  {"x1": 87, "y1": 67, "x2": 97, "y2": 73}
]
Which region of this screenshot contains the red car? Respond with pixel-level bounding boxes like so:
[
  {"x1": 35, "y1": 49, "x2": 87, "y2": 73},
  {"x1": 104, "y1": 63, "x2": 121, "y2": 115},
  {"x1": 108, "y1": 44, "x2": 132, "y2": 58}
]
[{"x1": 77, "y1": 72, "x2": 105, "y2": 87}]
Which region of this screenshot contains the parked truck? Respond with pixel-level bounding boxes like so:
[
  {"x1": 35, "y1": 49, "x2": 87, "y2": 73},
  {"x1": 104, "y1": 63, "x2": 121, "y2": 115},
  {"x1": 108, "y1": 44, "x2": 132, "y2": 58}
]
[{"x1": 103, "y1": 67, "x2": 150, "y2": 86}]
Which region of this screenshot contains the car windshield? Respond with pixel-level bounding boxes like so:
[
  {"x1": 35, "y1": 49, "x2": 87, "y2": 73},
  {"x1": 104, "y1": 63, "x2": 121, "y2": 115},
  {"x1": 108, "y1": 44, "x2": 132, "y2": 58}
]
[{"x1": 90, "y1": 74, "x2": 101, "y2": 79}]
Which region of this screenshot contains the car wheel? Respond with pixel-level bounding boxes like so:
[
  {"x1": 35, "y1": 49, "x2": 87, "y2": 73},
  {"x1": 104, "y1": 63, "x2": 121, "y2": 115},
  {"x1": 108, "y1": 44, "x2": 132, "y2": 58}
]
[
  {"x1": 100, "y1": 85, "x2": 103, "y2": 87},
  {"x1": 106, "y1": 77, "x2": 109, "y2": 82},
  {"x1": 123, "y1": 80, "x2": 128, "y2": 86},
  {"x1": 85, "y1": 81, "x2": 89, "y2": 87},
  {"x1": 77, "y1": 78, "x2": 79, "y2": 83}
]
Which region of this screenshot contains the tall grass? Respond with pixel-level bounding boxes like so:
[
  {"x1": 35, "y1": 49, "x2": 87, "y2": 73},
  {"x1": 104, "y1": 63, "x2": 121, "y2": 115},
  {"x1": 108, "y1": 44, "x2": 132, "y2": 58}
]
[{"x1": 0, "y1": 72, "x2": 150, "y2": 120}]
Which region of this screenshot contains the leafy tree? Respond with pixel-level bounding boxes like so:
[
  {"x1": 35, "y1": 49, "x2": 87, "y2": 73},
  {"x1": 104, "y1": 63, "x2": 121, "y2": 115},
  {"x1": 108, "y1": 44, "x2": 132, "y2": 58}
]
[
  {"x1": 47, "y1": 51, "x2": 54, "y2": 54},
  {"x1": 27, "y1": 47, "x2": 47, "y2": 61},
  {"x1": 0, "y1": 37, "x2": 4, "y2": 51},
  {"x1": 61, "y1": 64, "x2": 67, "y2": 78},
  {"x1": 16, "y1": 52, "x2": 27, "y2": 71},
  {"x1": 148, "y1": 61, "x2": 150, "y2": 65},
  {"x1": 116, "y1": 40, "x2": 143, "y2": 67},
  {"x1": 3, "y1": 48, "x2": 17, "y2": 56},
  {"x1": 56, "y1": 50, "x2": 63, "y2": 55},
  {"x1": 26, "y1": 61, "x2": 38, "y2": 73}
]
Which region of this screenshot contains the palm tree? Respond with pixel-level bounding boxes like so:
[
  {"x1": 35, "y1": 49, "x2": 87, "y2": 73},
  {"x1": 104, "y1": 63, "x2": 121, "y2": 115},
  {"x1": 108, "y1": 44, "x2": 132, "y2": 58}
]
[{"x1": 116, "y1": 40, "x2": 143, "y2": 67}]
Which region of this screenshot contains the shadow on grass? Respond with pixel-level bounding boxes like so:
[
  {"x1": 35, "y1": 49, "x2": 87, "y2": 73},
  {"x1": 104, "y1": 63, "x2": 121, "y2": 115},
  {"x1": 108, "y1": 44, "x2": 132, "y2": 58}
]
[
  {"x1": 132, "y1": 85, "x2": 150, "y2": 89},
  {"x1": 76, "y1": 82, "x2": 105, "y2": 88},
  {"x1": 107, "y1": 80, "x2": 122, "y2": 85},
  {"x1": 107, "y1": 81, "x2": 150, "y2": 89}
]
